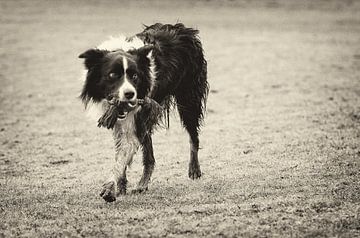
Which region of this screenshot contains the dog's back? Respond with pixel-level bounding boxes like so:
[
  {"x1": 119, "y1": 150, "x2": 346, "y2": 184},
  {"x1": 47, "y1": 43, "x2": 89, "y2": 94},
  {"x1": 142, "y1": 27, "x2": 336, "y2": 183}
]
[{"x1": 136, "y1": 23, "x2": 209, "y2": 124}]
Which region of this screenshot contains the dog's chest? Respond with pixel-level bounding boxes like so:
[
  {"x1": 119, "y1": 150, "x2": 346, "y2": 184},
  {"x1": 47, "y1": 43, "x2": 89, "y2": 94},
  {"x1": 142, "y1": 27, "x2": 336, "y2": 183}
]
[{"x1": 113, "y1": 109, "x2": 140, "y2": 150}]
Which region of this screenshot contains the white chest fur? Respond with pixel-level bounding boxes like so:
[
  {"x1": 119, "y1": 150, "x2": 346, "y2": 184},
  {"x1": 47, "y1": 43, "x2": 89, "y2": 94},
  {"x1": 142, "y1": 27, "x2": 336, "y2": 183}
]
[{"x1": 113, "y1": 109, "x2": 141, "y2": 166}]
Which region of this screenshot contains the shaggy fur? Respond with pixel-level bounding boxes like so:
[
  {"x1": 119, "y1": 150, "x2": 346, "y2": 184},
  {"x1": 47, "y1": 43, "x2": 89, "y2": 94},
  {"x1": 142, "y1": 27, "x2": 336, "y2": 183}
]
[{"x1": 79, "y1": 23, "x2": 209, "y2": 202}]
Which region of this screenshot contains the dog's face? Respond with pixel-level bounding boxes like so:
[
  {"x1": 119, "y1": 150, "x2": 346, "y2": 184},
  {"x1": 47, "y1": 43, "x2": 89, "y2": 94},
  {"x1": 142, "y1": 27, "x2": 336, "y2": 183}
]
[{"x1": 79, "y1": 46, "x2": 153, "y2": 107}]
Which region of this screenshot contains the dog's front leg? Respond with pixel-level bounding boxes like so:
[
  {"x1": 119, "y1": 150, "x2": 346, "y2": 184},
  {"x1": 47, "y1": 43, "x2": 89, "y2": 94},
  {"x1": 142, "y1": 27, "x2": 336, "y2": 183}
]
[
  {"x1": 100, "y1": 126, "x2": 139, "y2": 202},
  {"x1": 132, "y1": 134, "x2": 155, "y2": 194}
]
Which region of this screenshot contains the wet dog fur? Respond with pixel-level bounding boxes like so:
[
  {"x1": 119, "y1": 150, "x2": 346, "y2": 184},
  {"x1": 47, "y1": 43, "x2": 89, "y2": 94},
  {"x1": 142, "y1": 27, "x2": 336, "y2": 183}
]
[{"x1": 79, "y1": 23, "x2": 208, "y2": 202}]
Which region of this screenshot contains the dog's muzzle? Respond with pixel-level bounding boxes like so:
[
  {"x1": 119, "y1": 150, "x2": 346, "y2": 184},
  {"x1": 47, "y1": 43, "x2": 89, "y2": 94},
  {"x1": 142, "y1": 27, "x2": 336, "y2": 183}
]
[
  {"x1": 108, "y1": 98, "x2": 136, "y2": 119},
  {"x1": 108, "y1": 96, "x2": 146, "y2": 118},
  {"x1": 97, "y1": 97, "x2": 156, "y2": 129}
]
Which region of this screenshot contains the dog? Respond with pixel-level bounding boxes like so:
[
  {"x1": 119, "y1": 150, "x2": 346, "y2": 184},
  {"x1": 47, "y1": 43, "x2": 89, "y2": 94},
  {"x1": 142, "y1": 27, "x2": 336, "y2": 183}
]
[{"x1": 79, "y1": 23, "x2": 209, "y2": 202}]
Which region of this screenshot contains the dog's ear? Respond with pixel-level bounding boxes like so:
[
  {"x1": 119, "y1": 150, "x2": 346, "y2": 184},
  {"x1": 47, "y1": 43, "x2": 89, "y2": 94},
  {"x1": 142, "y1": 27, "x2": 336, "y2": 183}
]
[
  {"x1": 136, "y1": 45, "x2": 154, "y2": 58},
  {"x1": 78, "y1": 49, "x2": 106, "y2": 69}
]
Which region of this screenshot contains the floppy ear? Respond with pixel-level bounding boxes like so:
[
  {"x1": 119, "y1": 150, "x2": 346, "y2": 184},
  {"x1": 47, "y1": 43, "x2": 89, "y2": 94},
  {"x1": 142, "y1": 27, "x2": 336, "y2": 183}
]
[
  {"x1": 136, "y1": 45, "x2": 154, "y2": 58},
  {"x1": 78, "y1": 48, "x2": 106, "y2": 69}
]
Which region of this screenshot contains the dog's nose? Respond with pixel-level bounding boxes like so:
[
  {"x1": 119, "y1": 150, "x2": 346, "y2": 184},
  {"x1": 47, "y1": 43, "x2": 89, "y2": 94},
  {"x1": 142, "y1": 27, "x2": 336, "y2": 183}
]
[{"x1": 124, "y1": 91, "x2": 135, "y2": 100}]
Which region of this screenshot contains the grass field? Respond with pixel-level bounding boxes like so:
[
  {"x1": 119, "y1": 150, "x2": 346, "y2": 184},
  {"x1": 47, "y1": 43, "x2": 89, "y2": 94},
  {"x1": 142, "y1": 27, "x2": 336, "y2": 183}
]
[{"x1": 1, "y1": 0, "x2": 359, "y2": 237}]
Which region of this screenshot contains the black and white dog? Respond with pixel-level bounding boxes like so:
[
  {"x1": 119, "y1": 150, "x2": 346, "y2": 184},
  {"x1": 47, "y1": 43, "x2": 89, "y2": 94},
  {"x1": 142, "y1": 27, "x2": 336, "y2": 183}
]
[{"x1": 79, "y1": 23, "x2": 208, "y2": 202}]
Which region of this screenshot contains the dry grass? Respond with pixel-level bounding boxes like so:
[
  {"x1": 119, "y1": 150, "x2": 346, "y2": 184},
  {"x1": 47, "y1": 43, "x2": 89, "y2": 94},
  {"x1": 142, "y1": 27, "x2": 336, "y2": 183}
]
[{"x1": 0, "y1": 0, "x2": 359, "y2": 237}]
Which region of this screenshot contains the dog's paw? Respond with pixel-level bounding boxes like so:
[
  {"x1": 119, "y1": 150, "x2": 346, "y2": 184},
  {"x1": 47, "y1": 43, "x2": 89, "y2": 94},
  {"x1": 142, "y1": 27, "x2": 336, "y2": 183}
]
[
  {"x1": 188, "y1": 166, "x2": 202, "y2": 179},
  {"x1": 117, "y1": 187, "x2": 126, "y2": 196},
  {"x1": 117, "y1": 177, "x2": 127, "y2": 196},
  {"x1": 131, "y1": 187, "x2": 148, "y2": 195},
  {"x1": 100, "y1": 181, "x2": 116, "y2": 202}
]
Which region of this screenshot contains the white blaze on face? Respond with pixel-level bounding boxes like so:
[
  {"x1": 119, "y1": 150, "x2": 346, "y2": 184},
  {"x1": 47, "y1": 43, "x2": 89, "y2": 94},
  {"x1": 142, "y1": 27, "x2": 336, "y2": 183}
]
[
  {"x1": 118, "y1": 57, "x2": 137, "y2": 101},
  {"x1": 123, "y1": 55, "x2": 128, "y2": 72}
]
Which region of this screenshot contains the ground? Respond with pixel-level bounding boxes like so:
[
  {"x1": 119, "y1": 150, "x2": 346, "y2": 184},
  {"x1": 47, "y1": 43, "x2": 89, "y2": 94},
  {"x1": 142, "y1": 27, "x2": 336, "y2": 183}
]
[{"x1": 0, "y1": 0, "x2": 359, "y2": 237}]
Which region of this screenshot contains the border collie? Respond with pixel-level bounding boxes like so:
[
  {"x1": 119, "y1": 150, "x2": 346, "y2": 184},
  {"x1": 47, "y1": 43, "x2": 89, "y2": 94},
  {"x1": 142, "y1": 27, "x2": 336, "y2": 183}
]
[{"x1": 79, "y1": 23, "x2": 209, "y2": 202}]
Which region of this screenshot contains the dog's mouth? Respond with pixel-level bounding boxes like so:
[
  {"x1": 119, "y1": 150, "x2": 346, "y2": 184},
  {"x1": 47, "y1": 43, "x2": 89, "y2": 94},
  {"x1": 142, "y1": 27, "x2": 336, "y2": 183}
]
[
  {"x1": 117, "y1": 100, "x2": 137, "y2": 120},
  {"x1": 98, "y1": 97, "x2": 148, "y2": 129},
  {"x1": 117, "y1": 110, "x2": 127, "y2": 119},
  {"x1": 127, "y1": 100, "x2": 137, "y2": 108}
]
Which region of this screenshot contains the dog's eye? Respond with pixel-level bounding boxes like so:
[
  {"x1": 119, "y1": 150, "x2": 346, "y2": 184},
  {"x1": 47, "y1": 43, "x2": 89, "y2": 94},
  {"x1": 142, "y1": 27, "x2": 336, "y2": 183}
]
[
  {"x1": 131, "y1": 73, "x2": 139, "y2": 84},
  {"x1": 109, "y1": 72, "x2": 118, "y2": 79}
]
